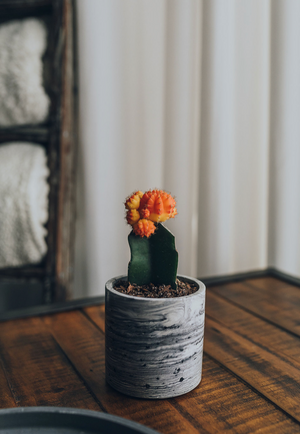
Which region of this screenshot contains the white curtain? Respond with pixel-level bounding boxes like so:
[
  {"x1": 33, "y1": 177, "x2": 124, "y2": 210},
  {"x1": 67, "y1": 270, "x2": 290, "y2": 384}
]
[{"x1": 74, "y1": 0, "x2": 300, "y2": 297}]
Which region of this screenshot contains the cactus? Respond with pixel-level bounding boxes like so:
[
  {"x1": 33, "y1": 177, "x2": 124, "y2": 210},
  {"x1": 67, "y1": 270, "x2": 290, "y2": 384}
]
[
  {"x1": 128, "y1": 223, "x2": 178, "y2": 288},
  {"x1": 125, "y1": 191, "x2": 143, "y2": 210},
  {"x1": 125, "y1": 189, "x2": 178, "y2": 289},
  {"x1": 132, "y1": 218, "x2": 156, "y2": 238},
  {"x1": 139, "y1": 189, "x2": 177, "y2": 222},
  {"x1": 126, "y1": 209, "x2": 141, "y2": 226}
]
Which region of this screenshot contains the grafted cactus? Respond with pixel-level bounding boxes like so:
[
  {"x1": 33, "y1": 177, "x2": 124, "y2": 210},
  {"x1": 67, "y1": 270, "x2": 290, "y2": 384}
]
[{"x1": 125, "y1": 189, "x2": 178, "y2": 289}]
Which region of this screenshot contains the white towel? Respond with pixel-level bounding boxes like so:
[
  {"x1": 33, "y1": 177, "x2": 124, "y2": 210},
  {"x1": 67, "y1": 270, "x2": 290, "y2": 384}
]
[
  {"x1": 0, "y1": 143, "x2": 49, "y2": 268},
  {"x1": 0, "y1": 18, "x2": 50, "y2": 126}
]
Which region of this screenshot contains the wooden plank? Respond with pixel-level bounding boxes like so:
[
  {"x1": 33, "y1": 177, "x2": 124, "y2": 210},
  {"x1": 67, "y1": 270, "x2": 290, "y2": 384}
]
[
  {"x1": 55, "y1": 0, "x2": 77, "y2": 299},
  {"x1": 206, "y1": 290, "x2": 300, "y2": 365},
  {"x1": 0, "y1": 316, "x2": 101, "y2": 410},
  {"x1": 85, "y1": 300, "x2": 300, "y2": 428},
  {"x1": 204, "y1": 317, "x2": 300, "y2": 422},
  {"x1": 244, "y1": 276, "x2": 293, "y2": 291},
  {"x1": 174, "y1": 355, "x2": 299, "y2": 434},
  {"x1": 211, "y1": 281, "x2": 300, "y2": 337},
  {"x1": 43, "y1": 310, "x2": 201, "y2": 434},
  {"x1": 0, "y1": 363, "x2": 16, "y2": 408},
  {"x1": 0, "y1": 127, "x2": 49, "y2": 145},
  {"x1": 83, "y1": 304, "x2": 105, "y2": 332},
  {"x1": 45, "y1": 308, "x2": 300, "y2": 434},
  {"x1": 45, "y1": 0, "x2": 64, "y2": 300}
]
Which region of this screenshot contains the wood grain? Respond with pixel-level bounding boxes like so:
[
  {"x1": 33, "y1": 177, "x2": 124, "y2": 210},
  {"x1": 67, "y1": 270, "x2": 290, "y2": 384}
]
[
  {"x1": 174, "y1": 355, "x2": 299, "y2": 434},
  {"x1": 204, "y1": 316, "x2": 300, "y2": 422},
  {"x1": 83, "y1": 304, "x2": 105, "y2": 332},
  {"x1": 206, "y1": 290, "x2": 300, "y2": 365},
  {"x1": 211, "y1": 280, "x2": 300, "y2": 337},
  {"x1": 45, "y1": 0, "x2": 77, "y2": 302},
  {"x1": 1, "y1": 276, "x2": 300, "y2": 433},
  {"x1": 84, "y1": 305, "x2": 300, "y2": 434},
  {"x1": 44, "y1": 0, "x2": 64, "y2": 301},
  {"x1": 244, "y1": 276, "x2": 295, "y2": 290},
  {"x1": 55, "y1": 0, "x2": 77, "y2": 300},
  {"x1": 0, "y1": 363, "x2": 16, "y2": 409},
  {"x1": 43, "y1": 310, "x2": 201, "y2": 434},
  {"x1": 0, "y1": 316, "x2": 100, "y2": 410}
]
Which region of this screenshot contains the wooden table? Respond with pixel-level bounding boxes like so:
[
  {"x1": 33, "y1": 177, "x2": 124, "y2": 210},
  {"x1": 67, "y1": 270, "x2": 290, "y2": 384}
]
[{"x1": 0, "y1": 276, "x2": 300, "y2": 433}]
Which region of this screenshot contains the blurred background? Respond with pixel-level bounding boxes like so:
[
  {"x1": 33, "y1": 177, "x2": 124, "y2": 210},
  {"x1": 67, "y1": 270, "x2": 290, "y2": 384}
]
[
  {"x1": 0, "y1": 0, "x2": 299, "y2": 307},
  {"x1": 74, "y1": 0, "x2": 300, "y2": 297}
]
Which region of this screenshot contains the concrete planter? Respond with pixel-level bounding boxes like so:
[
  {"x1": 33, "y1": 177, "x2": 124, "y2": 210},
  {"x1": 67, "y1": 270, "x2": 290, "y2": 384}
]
[{"x1": 105, "y1": 275, "x2": 206, "y2": 399}]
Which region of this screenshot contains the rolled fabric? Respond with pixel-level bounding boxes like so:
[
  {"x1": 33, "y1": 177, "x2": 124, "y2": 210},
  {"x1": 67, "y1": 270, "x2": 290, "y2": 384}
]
[
  {"x1": 0, "y1": 18, "x2": 50, "y2": 126},
  {"x1": 0, "y1": 143, "x2": 49, "y2": 268}
]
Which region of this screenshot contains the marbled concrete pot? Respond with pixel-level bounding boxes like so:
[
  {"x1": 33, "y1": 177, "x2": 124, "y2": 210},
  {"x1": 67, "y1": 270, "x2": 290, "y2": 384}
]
[{"x1": 105, "y1": 275, "x2": 206, "y2": 399}]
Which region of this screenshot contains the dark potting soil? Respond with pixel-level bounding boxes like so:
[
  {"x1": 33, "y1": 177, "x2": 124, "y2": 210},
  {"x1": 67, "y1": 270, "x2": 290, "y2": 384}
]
[{"x1": 113, "y1": 278, "x2": 198, "y2": 298}]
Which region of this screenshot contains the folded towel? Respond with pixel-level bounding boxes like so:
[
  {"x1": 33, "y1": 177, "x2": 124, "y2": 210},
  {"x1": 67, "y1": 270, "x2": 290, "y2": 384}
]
[
  {"x1": 0, "y1": 143, "x2": 49, "y2": 268},
  {"x1": 0, "y1": 18, "x2": 50, "y2": 127}
]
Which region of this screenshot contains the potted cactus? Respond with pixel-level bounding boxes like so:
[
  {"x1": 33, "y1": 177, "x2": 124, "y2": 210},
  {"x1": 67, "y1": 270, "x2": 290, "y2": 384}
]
[{"x1": 105, "y1": 190, "x2": 206, "y2": 399}]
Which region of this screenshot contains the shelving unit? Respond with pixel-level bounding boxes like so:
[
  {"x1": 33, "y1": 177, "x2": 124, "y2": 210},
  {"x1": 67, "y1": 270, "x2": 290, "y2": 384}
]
[{"x1": 0, "y1": 0, "x2": 77, "y2": 309}]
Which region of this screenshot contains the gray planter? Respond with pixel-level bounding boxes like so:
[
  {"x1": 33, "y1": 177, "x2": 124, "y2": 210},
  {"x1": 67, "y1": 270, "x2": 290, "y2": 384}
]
[{"x1": 105, "y1": 275, "x2": 206, "y2": 399}]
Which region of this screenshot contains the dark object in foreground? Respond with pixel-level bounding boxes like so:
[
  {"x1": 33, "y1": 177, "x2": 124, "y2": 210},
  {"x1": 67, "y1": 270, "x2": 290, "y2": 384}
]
[
  {"x1": 114, "y1": 278, "x2": 197, "y2": 298},
  {"x1": 0, "y1": 407, "x2": 159, "y2": 434}
]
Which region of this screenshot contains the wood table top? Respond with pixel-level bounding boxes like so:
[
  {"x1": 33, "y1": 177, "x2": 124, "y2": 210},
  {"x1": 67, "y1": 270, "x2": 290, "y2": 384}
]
[{"x1": 0, "y1": 276, "x2": 300, "y2": 433}]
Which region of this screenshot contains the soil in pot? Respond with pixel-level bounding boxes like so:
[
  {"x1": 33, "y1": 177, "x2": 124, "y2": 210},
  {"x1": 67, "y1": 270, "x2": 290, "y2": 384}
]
[{"x1": 114, "y1": 278, "x2": 198, "y2": 298}]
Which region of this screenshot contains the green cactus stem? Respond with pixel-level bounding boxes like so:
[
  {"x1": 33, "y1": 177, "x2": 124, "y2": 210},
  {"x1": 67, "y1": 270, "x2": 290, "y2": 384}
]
[{"x1": 128, "y1": 223, "x2": 178, "y2": 289}]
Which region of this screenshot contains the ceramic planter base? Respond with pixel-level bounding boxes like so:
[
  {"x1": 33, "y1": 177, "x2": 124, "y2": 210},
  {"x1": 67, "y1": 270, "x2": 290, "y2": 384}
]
[{"x1": 105, "y1": 275, "x2": 206, "y2": 399}]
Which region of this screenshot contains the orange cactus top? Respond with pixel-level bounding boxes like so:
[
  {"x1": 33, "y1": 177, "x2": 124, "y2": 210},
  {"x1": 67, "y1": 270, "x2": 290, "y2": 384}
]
[
  {"x1": 125, "y1": 189, "x2": 177, "y2": 237},
  {"x1": 133, "y1": 219, "x2": 156, "y2": 238},
  {"x1": 125, "y1": 191, "x2": 143, "y2": 210},
  {"x1": 139, "y1": 189, "x2": 177, "y2": 223}
]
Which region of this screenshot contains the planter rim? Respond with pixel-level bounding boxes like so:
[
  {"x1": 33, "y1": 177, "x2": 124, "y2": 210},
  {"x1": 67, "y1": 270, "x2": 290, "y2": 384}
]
[{"x1": 105, "y1": 274, "x2": 205, "y2": 301}]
